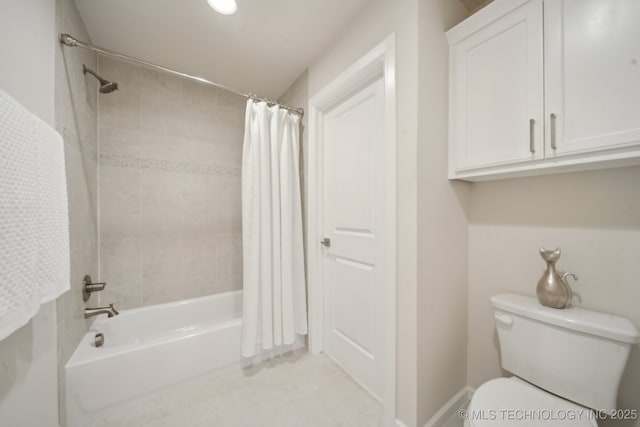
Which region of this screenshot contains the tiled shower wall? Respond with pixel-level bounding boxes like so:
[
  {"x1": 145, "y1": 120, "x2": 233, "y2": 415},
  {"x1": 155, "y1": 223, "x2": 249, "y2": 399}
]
[
  {"x1": 97, "y1": 56, "x2": 244, "y2": 309},
  {"x1": 55, "y1": 0, "x2": 99, "y2": 421}
]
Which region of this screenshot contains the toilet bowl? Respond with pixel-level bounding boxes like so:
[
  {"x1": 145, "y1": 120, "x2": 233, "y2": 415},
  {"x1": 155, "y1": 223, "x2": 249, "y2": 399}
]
[{"x1": 466, "y1": 293, "x2": 638, "y2": 426}]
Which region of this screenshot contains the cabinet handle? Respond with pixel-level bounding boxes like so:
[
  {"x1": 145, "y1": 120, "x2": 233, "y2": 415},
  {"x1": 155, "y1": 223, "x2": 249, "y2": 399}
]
[
  {"x1": 529, "y1": 119, "x2": 535, "y2": 153},
  {"x1": 550, "y1": 113, "x2": 557, "y2": 150}
]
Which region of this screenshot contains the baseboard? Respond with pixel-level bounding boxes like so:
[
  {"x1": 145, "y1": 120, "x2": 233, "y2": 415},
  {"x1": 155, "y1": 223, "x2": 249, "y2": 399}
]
[
  {"x1": 422, "y1": 386, "x2": 475, "y2": 427},
  {"x1": 394, "y1": 386, "x2": 476, "y2": 427}
]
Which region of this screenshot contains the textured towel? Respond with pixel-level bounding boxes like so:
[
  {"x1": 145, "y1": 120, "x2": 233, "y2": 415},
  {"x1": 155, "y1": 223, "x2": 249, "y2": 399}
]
[{"x1": 0, "y1": 88, "x2": 70, "y2": 341}]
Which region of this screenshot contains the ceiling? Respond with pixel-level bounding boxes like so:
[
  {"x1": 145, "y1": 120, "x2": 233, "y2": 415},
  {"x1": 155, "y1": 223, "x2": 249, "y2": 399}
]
[{"x1": 73, "y1": 0, "x2": 370, "y2": 99}]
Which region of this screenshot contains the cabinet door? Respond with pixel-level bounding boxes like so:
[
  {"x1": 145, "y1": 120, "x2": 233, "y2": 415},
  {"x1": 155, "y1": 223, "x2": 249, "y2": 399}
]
[
  {"x1": 450, "y1": 0, "x2": 544, "y2": 174},
  {"x1": 545, "y1": 0, "x2": 640, "y2": 157}
]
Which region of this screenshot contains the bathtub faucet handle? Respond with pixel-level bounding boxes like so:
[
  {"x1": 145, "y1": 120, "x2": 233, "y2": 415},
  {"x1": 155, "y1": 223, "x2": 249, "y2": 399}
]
[{"x1": 82, "y1": 274, "x2": 107, "y2": 302}]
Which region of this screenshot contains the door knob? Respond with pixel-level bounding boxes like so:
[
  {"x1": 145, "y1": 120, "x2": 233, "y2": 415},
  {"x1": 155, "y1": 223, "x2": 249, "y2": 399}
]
[{"x1": 320, "y1": 237, "x2": 331, "y2": 247}]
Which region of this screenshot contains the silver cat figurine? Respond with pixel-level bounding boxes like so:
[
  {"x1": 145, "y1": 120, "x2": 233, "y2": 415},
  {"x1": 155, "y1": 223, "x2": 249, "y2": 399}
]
[{"x1": 536, "y1": 247, "x2": 578, "y2": 309}]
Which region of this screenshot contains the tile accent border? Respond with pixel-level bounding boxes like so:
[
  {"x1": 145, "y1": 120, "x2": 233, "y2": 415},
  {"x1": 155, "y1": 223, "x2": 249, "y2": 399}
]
[
  {"x1": 99, "y1": 152, "x2": 241, "y2": 177},
  {"x1": 59, "y1": 125, "x2": 240, "y2": 177}
]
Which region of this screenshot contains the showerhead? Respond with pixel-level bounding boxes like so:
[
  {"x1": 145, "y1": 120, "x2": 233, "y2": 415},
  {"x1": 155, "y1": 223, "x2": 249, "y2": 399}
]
[
  {"x1": 99, "y1": 81, "x2": 119, "y2": 94},
  {"x1": 83, "y1": 64, "x2": 118, "y2": 94}
]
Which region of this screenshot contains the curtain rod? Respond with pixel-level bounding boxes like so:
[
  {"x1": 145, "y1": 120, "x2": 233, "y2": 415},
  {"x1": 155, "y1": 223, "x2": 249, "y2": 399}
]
[{"x1": 59, "y1": 33, "x2": 304, "y2": 117}]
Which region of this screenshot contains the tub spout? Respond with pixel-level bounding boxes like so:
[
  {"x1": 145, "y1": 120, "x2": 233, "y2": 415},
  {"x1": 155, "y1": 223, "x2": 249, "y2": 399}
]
[{"x1": 85, "y1": 303, "x2": 119, "y2": 319}]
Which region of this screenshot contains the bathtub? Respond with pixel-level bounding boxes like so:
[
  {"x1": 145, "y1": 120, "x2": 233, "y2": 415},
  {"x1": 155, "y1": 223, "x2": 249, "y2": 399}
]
[{"x1": 65, "y1": 290, "x2": 304, "y2": 427}]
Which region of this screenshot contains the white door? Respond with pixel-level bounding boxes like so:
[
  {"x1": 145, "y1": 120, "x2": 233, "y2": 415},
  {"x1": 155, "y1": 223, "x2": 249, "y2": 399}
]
[
  {"x1": 321, "y1": 77, "x2": 385, "y2": 399},
  {"x1": 449, "y1": 0, "x2": 544, "y2": 172},
  {"x1": 545, "y1": 0, "x2": 640, "y2": 157}
]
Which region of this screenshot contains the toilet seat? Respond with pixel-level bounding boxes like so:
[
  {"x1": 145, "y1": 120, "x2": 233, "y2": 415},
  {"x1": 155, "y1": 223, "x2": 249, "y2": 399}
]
[{"x1": 466, "y1": 378, "x2": 598, "y2": 426}]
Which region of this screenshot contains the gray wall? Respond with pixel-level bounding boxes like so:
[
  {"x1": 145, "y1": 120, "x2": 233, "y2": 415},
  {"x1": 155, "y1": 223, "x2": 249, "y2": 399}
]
[
  {"x1": 97, "y1": 57, "x2": 244, "y2": 309},
  {"x1": 467, "y1": 166, "x2": 640, "y2": 427},
  {"x1": 55, "y1": 0, "x2": 99, "y2": 423},
  {"x1": 416, "y1": 0, "x2": 470, "y2": 425},
  {"x1": 0, "y1": 0, "x2": 58, "y2": 425}
]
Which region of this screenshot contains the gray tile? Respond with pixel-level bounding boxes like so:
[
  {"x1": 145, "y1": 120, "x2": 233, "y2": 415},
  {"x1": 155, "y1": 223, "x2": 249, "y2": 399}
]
[
  {"x1": 99, "y1": 165, "x2": 141, "y2": 216},
  {"x1": 181, "y1": 236, "x2": 217, "y2": 278},
  {"x1": 99, "y1": 125, "x2": 140, "y2": 156},
  {"x1": 100, "y1": 234, "x2": 142, "y2": 288},
  {"x1": 141, "y1": 237, "x2": 182, "y2": 278},
  {"x1": 182, "y1": 275, "x2": 219, "y2": 299},
  {"x1": 99, "y1": 284, "x2": 142, "y2": 310},
  {"x1": 142, "y1": 277, "x2": 182, "y2": 306}
]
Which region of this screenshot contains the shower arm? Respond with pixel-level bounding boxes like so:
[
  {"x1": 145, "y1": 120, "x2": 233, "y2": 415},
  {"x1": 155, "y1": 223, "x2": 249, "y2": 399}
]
[
  {"x1": 59, "y1": 33, "x2": 304, "y2": 117},
  {"x1": 82, "y1": 65, "x2": 107, "y2": 85}
]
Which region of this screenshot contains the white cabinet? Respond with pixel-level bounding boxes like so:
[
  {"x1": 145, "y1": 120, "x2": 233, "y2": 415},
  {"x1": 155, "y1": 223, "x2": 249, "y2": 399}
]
[
  {"x1": 545, "y1": 0, "x2": 640, "y2": 158},
  {"x1": 447, "y1": 0, "x2": 640, "y2": 181},
  {"x1": 449, "y1": 0, "x2": 544, "y2": 171}
]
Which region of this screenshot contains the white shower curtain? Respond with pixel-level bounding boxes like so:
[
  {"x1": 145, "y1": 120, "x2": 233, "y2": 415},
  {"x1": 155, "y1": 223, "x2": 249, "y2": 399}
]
[{"x1": 241, "y1": 100, "x2": 307, "y2": 358}]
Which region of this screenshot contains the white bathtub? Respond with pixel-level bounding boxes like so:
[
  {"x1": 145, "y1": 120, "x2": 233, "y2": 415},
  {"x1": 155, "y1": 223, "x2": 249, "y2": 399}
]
[{"x1": 65, "y1": 290, "x2": 304, "y2": 427}]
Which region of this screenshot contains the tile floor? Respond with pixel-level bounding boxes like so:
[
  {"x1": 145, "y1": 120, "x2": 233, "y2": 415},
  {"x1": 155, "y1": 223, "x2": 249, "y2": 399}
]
[{"x1": 93, "y1": 350, "x2": 382, "y2": 427}]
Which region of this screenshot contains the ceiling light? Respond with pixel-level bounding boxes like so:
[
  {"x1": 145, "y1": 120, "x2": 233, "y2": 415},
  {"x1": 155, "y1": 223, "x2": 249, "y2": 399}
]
[{"x1": 207, "y1": 0, "x2": 237, "y2": 15}]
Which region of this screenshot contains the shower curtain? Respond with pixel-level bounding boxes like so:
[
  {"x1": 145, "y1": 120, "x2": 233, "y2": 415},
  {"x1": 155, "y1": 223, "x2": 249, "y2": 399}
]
[{"x1": 241, "y1": 100, "x2": 307, "y2": 358}]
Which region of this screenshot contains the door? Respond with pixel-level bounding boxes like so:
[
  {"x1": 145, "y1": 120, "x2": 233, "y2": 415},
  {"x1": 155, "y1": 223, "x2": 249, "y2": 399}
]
[
  {"x1": 545, "y1": 0, "x2": 640, "y2": 157},
  {"x1": 321, "y1": 77, "x2": 385, "y2": 399},
  {"x1": 449, "y1": 0, "x2": 544, "y2": 172}
]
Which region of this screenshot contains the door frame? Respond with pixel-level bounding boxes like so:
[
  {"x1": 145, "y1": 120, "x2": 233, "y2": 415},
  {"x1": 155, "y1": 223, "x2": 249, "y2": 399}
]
[{"x1": 307, "y1": 34, "x2": 397, "y2": 426}]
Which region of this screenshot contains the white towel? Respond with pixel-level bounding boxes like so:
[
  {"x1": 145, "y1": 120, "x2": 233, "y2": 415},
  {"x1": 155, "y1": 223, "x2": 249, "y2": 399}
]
[{"x1": 0, "y1": 88, "x2": 70, "y2": 341}]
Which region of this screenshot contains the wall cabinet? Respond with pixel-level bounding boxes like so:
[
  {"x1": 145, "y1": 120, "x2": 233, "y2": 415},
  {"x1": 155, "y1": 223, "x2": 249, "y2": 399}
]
[{"x1": 447, "y1": 0, "x2": 640, "y2": 181}]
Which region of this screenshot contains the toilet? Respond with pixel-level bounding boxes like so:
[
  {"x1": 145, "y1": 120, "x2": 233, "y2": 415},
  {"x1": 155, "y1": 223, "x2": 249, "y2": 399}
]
[{"x1": 466, "y1": 293, "x2": 639, "y2": 426}]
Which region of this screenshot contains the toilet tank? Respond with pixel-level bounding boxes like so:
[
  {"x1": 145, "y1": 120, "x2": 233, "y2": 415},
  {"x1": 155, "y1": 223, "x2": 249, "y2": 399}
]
[{"x1": 490, "y1": 293, "x2": 638, "y2": 411}]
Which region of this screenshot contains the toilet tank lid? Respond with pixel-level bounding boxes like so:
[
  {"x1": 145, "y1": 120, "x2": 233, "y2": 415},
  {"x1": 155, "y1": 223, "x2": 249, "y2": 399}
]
[{"x1": 490, "y1": 293, "x2": 639, "y2": 344}]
